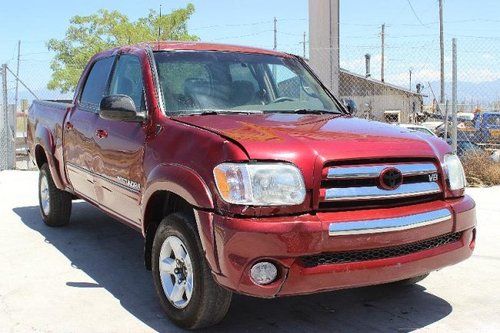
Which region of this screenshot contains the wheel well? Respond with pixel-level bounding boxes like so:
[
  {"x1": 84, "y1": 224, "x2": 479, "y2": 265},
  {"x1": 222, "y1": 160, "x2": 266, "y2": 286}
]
[
  {"x1": 143, "y1": 191, "x2": 195, "y2": 270},
  {"x1": 34, "y1": 145, "x2": 47, "y2": 169}
]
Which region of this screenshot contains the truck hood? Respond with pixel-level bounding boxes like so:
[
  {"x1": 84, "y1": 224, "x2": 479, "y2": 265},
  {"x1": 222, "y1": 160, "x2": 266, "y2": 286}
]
[{"x1": 172, "y1": 113, "x2": 448, "y2": 162}]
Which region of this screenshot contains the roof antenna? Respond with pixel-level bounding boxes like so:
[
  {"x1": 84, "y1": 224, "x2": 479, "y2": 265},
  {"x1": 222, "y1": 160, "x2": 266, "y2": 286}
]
[{"x1": 157, "y1": 4, "x2": 162, "y2": 48}]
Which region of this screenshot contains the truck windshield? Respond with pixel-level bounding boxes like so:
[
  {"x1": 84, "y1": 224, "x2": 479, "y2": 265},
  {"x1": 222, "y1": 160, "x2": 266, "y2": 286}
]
[{"x1": 154, "y1": 51, "x2": 342, "y2": 115}]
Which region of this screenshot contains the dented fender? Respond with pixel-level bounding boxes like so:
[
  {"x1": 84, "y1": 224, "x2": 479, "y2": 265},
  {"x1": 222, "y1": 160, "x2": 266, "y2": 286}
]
[
  {"x1": 34, "y1": 125, "x2": 65, "y2": 190},
  {"x1": 141, "y1": 163, "x2": 219, "y2": 271}
]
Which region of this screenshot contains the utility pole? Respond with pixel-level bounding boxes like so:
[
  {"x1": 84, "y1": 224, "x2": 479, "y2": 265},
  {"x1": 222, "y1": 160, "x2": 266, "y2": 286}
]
[
  {"x1": 451, "y1": 38, "x2": 458, "y2": 154},
  {"x1": 1, "y1": 64, "x2": 10, "y2": 170},
  {"x1": 409, "y1": 69, "x2": 413, "y2": 91},
  {"x1": 381, "y1": 23, "x2": 385, "y2": 82},
  {"x1": 439, "y1": 0, "x2": 445, "y2": 104},
  {"x1": 273, "y1": 17, "x2": 278, "y2": 51},
  {"x1": 444, "y1": 99, "x2": 449, "y2": 139},
  {"x1": 157, "y1": 5, "x2": 162, "y2": 46},
  {"x1": 302, "y1": 31, "x2": 307, "y2": 58},
  {"x1": 14, "y1": 41, "x2": 20, "y2": 112}
]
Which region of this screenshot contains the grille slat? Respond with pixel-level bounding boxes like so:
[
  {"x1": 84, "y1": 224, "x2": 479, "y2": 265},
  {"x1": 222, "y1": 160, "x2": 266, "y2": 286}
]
[
  {"x1": 300, "y1": 232, "x2": 463, "y2": 268},
  {"x1": 327, "y1": 163, "x2": 437, "y2": 179}
]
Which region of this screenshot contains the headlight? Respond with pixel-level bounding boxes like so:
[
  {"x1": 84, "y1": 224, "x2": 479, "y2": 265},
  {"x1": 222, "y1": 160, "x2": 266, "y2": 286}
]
[
  {"x1": 213, "y1": 163, "x2": 306, "y2": 205},
  {"x1": 443, "y1": 154, "x2": 466, "y2": 191}
]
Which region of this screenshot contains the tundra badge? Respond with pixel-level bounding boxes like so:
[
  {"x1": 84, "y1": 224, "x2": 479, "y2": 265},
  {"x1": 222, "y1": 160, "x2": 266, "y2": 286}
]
[{"x1": 117, "y1": 176, "x2": 141, "y2": 191}]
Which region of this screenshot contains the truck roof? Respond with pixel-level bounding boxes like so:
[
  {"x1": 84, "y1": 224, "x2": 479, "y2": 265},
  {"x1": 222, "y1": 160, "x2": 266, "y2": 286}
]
[
  {"x1": 152, "y1": 41, "x2": 290, "y2": 56},
  {"x1": 95, "y1": 41, "x2": 293, "y2": 59}
]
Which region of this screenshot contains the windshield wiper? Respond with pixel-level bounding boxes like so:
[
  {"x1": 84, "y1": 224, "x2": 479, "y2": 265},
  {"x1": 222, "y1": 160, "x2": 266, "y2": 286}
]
[
  {"x1": 182, "y1": 109, "x2": 264, "y2": 116},
  {"x1": 264, "y1": 109, "x2": 342, "y2": 115}
]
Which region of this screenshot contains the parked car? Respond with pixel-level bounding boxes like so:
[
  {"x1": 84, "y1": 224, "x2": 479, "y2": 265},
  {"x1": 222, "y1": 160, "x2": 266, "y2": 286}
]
[
  {"x1": 471, "y1": 111, "x2": 500, "y2": 145},
  {"x1": 421, "y1": 121, "x2": 444, "y2": 132},
  {"x1": 27, "y1": 42, "x2": 477, "y2": 329},
  {"x1": 437, "y1": 112, "x2": 500, "y2": 149},
  {"x1": 398, "y1": 123, "x2": 437, "y2": 137},
  {"x1": 457, "y1": 112, "x2": 475, "y2": 122}
]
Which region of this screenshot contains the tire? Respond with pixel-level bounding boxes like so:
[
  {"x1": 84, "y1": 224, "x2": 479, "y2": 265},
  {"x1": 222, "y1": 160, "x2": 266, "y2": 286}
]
[
  {"x1": 389, "y1": 273, "x2": 429, "y2": 287},
  {"x1": 152, "y1": 212, "x2": 232, "y2": 329},
  {"x1": 38, "y1": 163, "x2": 72, "y2": 227}
]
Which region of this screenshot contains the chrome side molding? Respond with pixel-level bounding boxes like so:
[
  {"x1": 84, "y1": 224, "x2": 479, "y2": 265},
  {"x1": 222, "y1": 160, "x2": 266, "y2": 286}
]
[
  {"x1": 324, "y1": 182, "x2": 441, "y2": 201},
  {"x1": 327, "y1": 163, "x2": 437, "y2": 179},
  {"x1": 328, "y1": 208, "x2": 452, "y2": 236}
]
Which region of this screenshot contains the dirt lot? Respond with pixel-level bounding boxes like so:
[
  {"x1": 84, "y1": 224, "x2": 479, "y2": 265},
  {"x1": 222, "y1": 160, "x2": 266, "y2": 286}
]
[{"x1": 1, "y1": 170, "x2": 499, "y2": 332}]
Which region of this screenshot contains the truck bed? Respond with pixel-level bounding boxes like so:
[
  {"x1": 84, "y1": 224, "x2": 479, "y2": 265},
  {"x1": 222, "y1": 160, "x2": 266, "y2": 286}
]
[{"x1": 27, "y1": 100, "x2": 73, "y2": 167}]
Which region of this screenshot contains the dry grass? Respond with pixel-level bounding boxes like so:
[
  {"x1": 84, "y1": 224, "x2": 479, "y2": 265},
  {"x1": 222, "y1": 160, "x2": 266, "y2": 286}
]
[{"x1": 462, "y1": 151, "x2": 500, "y2": 186}]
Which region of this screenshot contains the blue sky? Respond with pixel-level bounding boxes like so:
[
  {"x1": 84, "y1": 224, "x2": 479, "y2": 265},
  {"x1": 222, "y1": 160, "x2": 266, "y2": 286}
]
[{"x1": 0, "y1": 0, "x2": 499, "y2": 98}]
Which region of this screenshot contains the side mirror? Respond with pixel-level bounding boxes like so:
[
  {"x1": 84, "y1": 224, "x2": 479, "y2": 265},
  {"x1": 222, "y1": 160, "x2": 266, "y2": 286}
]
[
  {"x1": 341, "y1": 98, "x2": 357, "y2": 115},
  {"x1": 99, "y1": 95, "x2": 143, "y2": 122}
]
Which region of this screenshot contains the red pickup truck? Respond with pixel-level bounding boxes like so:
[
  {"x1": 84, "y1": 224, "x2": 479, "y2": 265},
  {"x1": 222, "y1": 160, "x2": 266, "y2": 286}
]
[{"x1": 27, "y1": 42, "x2": 476, "y2": 329}]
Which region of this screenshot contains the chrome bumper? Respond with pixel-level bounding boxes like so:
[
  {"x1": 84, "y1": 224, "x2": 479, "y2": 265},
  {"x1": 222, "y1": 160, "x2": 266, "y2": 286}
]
[{"x1": 328, "y1": 208, "x2": 452, "y2": 236}]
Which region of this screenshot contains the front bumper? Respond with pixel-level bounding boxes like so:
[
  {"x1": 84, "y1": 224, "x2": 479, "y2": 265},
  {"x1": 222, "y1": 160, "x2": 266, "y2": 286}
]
[{"x1": 205, "y1": 195, "x2": 476, "y2": 298}]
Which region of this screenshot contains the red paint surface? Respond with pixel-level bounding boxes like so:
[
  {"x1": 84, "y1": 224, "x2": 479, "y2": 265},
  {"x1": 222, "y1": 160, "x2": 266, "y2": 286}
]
[{"x1": 27, "y1": 43, "x2": 476, "y2": 298}]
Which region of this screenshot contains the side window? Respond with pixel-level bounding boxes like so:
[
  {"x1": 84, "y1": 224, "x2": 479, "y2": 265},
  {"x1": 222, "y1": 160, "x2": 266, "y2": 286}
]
[
  {"x1": 109, "y1": 55, "x2": 144, "y2": 111},
  {"x1": 80, "y1": 57, "x2": 115, "y2": 111}
]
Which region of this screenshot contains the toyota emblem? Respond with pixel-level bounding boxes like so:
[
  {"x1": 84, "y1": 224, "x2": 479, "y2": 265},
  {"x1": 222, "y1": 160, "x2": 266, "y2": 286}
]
[{"x1": 379, "y1": 167, "x2": 403, "y2": 190}]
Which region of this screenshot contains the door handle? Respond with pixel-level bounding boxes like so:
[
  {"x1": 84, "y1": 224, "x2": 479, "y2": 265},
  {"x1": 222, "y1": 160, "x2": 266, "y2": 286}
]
[
  {"x1": 95, "y1": 129, "x2": 108, "y2": 139},
  {"x1": 65, "y1": 122, "x2": 74, "y2": 130}
]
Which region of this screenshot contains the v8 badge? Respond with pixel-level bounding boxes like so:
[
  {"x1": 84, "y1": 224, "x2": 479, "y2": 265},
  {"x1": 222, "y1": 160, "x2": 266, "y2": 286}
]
[{"x1": 428, "y1": 173, "x2": 439, "y2": 182}]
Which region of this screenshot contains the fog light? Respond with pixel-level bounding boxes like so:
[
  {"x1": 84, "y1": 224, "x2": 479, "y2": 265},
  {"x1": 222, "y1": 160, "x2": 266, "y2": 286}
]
[{"x1": 250, "y1": 261, "x2": 278, "y2": 285}]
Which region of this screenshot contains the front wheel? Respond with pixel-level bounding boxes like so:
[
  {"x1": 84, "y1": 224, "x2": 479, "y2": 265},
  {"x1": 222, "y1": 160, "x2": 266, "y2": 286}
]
[
  {"x1": 152, "y1": 213, "x2": 232, "y2": 329},
  {"x1": 38, "y1": 163, "x2": 72, "y2": 227}
]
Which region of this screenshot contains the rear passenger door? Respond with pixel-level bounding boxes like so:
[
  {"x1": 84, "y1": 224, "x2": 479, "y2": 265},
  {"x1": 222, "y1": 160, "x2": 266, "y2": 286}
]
[
  {"x1": 64, "y1": 56, "x2": 115, "y2": 202},
  {"x1": 92, "y1": 54, "x2": 146, "y2": 225}
]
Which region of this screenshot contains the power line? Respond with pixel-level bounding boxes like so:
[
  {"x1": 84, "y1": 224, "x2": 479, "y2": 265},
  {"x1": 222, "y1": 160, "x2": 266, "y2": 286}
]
[
  {"x1": 211, "y1": 30, "x2": 273, "y2": 41},
  {"x1": 277, "y1": 31, "x2": 304, "y2": 37},
  {"x1": 190, "y1": 20, "x2": 274, "y2": 31},
  {"x1": 406, "y1": 0, "x2": 428, "y2": 27}
]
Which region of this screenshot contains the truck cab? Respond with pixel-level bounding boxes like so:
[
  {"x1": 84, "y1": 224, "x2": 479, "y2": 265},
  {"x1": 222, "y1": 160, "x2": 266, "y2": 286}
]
[{"x1": 28, "y1": 42, "x2": 476, "y2": 330}]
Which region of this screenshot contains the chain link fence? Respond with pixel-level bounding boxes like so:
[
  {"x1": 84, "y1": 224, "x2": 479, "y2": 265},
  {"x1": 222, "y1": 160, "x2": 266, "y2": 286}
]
[
  {"x1": 0, "y1": 54, "x2": 72, "y2": 171},
  {"x1": 1, "y1": 37, "x2": 499, "y2": 185},
  {"x1": 308, "y1": 37, "x2": 500, "y2": 185}
]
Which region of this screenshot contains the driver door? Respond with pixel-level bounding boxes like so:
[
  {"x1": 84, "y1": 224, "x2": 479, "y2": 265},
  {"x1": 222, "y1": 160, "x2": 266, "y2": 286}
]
[{"x1": 92, "y1": 54, "x2": 146, "y2": 226}]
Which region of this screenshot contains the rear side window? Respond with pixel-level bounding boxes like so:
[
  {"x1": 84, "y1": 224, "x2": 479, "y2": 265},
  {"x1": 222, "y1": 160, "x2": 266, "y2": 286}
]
[{"x1": 80, "y1": 57, "x2": 115, "y2": 111}]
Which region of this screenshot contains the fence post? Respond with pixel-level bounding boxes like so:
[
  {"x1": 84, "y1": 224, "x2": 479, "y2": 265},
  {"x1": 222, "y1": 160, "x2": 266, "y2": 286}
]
[
  {"x1": 451, "y1": 38, "x2": 458, "y2": 155},
  {"x1": 444, "y1": 99, "x2": 449, "y2": 140},
  {"x1": 1, "y1": 64, "x2": 9, "y2": 171}
]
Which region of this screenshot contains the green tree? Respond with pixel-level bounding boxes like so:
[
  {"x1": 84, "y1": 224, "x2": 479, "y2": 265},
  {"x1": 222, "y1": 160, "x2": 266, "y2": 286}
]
[{"x1": 47, "y1": 4, "x2": 198, "y2": 93}]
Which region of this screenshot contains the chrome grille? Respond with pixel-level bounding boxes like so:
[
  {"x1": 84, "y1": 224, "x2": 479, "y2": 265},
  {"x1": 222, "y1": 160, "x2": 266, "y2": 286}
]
[{"x1": 320, "y1": 161, "x2": 442, "y2": 207}]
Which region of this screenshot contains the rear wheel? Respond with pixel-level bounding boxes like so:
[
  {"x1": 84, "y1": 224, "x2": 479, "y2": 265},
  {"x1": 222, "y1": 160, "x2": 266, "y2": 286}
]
[
  {"x1": 152, "y1": 213, "x2": 232, "y2": 329},
  {"x1": 38, "y1": 163, "x2": 72, "y2": 227}
]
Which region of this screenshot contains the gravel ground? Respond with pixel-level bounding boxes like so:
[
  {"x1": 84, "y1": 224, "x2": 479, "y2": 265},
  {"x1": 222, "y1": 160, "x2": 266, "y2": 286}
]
[{"x1": 0, "y1": 170, "x2": 499, "y2": 333}]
